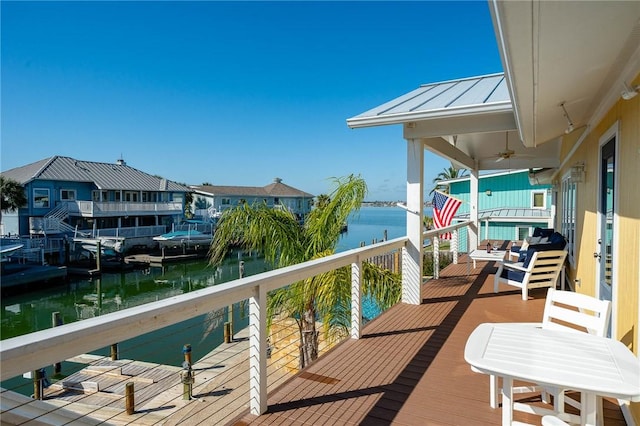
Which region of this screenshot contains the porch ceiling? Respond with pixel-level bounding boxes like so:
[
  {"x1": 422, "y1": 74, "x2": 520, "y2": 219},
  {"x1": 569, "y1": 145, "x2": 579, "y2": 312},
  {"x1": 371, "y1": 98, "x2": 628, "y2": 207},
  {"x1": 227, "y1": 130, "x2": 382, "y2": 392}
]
[{"x1": 490, "y1": 0, "x2": 640, "y2": 147}]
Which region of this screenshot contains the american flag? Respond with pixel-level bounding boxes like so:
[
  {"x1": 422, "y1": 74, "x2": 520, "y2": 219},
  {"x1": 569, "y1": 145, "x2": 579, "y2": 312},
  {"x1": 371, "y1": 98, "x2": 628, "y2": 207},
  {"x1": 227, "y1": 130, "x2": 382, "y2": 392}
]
[{"x1": 432, "y1": 192, "x2": 462, "y2": 240}]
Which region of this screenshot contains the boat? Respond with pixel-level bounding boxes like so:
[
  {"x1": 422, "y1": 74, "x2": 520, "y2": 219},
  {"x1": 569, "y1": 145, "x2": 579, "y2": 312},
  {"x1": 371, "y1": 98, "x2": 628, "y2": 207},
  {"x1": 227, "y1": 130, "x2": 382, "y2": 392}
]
[
  {"x1": 73, "y1": 237, "x2": 125, "y2": 256},
  {"x1": 0, "y1": 243, "x2": 24, "y2": 262},
  {"x1": 153, "y1": 230, "x2": 213, "y2": 248}
]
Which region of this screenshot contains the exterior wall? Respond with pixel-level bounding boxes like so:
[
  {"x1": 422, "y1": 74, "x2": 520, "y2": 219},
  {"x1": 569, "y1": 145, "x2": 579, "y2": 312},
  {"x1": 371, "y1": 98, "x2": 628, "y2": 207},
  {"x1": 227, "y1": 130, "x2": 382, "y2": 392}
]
[
  {"x1": 15, "y1": 179, "x2": 186, "y2": 236},
  {"x1": 450, "y1": 171, "x2": 551, "y2": 215},
  {"x1": 558, "y1": 74, "x2": 639, "y2": 421},
  {"x1": 195, "y1": 194, "x2": 313, "y2": 218},
  {"x1": 448, "y1": 171, "x2": 552, "y2": 252}
]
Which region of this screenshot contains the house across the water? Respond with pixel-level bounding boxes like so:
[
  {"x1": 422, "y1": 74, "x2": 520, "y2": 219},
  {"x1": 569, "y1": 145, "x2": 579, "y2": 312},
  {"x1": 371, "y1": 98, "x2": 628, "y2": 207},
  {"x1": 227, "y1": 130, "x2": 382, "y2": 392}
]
[
  {"x1": 0, "y1": 156, "x2": 190, "y2": 251},
  {"x1": 190, "y1": 177, "x2": 314, "y2": 222}
]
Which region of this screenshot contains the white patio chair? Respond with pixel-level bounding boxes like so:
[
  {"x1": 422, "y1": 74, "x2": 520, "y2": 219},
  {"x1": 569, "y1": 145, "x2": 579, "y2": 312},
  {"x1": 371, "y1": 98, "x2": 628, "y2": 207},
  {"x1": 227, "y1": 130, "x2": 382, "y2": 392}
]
[
  {"x1": 541, "y1": 415, "x2": 571, "y2": 426},
  {"x1": 488, "y1": 288, "x2": 611, "y2": 424},
  {"x1": 494, "y1": 249, "x2": 567, "y2": 300}
]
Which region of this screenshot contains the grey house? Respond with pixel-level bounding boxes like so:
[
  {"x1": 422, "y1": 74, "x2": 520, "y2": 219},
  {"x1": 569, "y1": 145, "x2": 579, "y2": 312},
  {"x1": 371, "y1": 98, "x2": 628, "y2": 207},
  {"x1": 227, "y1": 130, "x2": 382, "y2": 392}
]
[
  {"x1": 1, "y1": 156, "x2": 190, "y2": 237},
  {"x1": 191, "y1": 178, "x2": 314, "y2": 222}
]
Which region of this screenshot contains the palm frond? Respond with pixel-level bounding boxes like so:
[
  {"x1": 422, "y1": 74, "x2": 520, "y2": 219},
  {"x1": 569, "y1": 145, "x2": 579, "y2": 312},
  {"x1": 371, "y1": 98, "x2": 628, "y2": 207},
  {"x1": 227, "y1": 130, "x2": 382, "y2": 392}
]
[
  {"x1": 209, "y1": 203, "x2": 304, "y2": 267},
  {"x1": 305, "y1": 175, "x2": 367, "y2": 256}
]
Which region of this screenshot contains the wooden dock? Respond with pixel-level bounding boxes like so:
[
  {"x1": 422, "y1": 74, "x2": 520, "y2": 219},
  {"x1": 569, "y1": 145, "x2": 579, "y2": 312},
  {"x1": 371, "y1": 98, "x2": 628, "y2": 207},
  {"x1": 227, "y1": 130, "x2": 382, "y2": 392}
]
[{"x1": 2, "y1": 327, "x2": 295, "y2": 425}]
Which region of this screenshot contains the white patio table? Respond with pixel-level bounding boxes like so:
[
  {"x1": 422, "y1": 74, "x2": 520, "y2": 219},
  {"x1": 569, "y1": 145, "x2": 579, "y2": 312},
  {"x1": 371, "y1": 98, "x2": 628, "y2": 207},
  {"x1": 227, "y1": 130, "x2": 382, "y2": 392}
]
[
  {"x1": 467, "y1": 249, "x2": 506, "y2": 275},
  {"x1": 464, "y1": 323, "x2": 640, "y2": 426}
]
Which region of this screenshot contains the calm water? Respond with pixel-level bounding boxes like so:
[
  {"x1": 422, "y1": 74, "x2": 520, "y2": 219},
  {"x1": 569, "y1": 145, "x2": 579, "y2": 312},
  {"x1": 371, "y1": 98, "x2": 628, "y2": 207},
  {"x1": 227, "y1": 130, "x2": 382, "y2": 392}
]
[{"x1": 1, "y1": 206, "x2": 415, "y2": 393}]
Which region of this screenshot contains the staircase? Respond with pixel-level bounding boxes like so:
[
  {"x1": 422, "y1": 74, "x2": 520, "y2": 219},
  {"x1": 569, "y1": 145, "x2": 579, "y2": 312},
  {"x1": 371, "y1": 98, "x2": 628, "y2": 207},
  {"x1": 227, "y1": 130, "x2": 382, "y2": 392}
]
[{"x1": 43, "y1": 203, "x2": 89, "y2": 237}]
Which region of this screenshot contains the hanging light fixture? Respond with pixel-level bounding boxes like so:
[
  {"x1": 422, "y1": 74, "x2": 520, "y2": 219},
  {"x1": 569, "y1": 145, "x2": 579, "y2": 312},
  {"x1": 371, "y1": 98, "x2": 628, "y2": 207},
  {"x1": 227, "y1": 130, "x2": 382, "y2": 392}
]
[{"x1": 560, "y1": 102, "x2": 574, "y2": 134}]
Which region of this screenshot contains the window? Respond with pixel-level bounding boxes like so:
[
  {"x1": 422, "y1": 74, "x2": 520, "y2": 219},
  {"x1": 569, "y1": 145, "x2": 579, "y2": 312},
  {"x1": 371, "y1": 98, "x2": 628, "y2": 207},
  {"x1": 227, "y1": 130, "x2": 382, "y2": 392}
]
[
  {"x1": 33, "y1": 188, "x2": 50, "y2": 208},
  {"x1": 60, "y1": 189, "x2": 76, "y2": 201},
  {"x1": 561, "y1": 175, "x2": 577, "y2": 265},
  {"x1": 516, "y1": 226, "x2": 531, "y2": 241},
  {"x1": 124, "y1": 191, "x2": 139, "y2": 202},
  {"x1": 221, "y1": 198, "x2": 230, "y2": 205},
  {"x1": 531, "y1": 190, "x2": 546, "y2": 209}
]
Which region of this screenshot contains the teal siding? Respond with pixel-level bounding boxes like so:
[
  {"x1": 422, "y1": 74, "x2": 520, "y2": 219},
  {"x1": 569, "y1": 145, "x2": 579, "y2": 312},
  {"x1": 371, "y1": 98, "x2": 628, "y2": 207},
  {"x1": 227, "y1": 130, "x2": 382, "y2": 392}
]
[
  {"x1": 449, "y1": 172, "x2": 551, "y2": 214},
  {"x1": 443, "y1": 171, "x2": 553, "y2": 252}
]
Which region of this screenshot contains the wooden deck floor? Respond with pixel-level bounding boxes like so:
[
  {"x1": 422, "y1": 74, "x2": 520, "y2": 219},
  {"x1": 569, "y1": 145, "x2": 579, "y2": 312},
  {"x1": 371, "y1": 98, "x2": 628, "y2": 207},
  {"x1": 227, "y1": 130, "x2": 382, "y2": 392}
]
[{"x1": 231, "y1": 259, "x2": 628, "y2": 426}]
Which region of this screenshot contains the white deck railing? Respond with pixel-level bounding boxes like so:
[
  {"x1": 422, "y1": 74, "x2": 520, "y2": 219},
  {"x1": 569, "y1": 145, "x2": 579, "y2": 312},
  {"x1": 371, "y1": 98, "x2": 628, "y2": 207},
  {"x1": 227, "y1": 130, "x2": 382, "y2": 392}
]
[
  {"x1": 70, "y1": 201, "x2": 183, "y2": 217},
  {"x1": 1, "y1": 221, "x2": 473, "y2": 419}
]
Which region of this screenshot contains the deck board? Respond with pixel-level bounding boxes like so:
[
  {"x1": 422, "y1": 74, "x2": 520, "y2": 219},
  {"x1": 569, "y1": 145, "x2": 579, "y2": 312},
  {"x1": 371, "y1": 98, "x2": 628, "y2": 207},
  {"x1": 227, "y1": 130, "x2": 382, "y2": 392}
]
[{"x1": 232, "y1": 258, "x2": 628, "y2": 426}]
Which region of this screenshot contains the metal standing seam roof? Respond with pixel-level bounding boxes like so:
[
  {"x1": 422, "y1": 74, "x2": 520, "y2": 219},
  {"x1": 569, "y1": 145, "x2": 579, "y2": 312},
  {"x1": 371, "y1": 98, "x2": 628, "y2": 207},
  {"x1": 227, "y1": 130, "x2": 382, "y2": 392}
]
[
  {"x1": 0, "y1": 156, "x2": 190, "y2": 192},
  {"x1": 456, "y1": 207, "x2": 551, "y2": 221},
  {"x1": 193, "y1": 181, "x2": 314, "y2": 198},
  {"x1": 346, "y1": 73, "x2": 512, "y2": 128}
]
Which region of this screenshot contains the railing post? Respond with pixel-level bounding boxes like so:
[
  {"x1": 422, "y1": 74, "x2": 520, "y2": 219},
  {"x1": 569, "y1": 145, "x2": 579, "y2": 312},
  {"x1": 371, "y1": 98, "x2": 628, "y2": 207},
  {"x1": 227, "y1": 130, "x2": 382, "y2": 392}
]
[
  {"x1": 433, "y1": 236, "x2": 440, "y2": 279},
  {"x1": 452, "y1": 229, "x2": 459, "y2": 265},
  {"x1": 351, "y1": 258, "x2": 362, "y2": 339},
  {"x1": 249, "y1": 284, "x2": 267, "y2": 415}
]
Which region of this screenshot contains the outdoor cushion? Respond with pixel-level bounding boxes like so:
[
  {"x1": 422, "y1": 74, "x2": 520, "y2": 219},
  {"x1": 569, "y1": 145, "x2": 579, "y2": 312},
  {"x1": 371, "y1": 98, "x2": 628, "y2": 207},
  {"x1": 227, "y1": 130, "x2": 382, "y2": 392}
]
[
  {"x1": 549, "y1": 232, "x2": 565, "y2": 245},
  {"x1": 500, "y1": 268, "x2": 526, "y2": 283},
  {"x1": 532, "y1": 227, "x2": 554, "y2": 238},
  {"x1": 522, "y1": 248, "x2": 537, "y2": 268}
]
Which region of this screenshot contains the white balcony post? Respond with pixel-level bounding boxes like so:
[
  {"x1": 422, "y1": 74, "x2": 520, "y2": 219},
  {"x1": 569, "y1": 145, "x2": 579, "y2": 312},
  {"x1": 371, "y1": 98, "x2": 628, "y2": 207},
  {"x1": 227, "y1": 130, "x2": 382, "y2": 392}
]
[
  {"x1": 351, "y1": 258, "x2": 362, "y2": 339},
  {"x1": 249, "y1": 284, "x2": 267, "y2": 415},
  {"x1": 452, "y1": 229, "x2": 459, "y2": 264},
  {"x1": 402, "y1": 138, "x2": 424, "y2": 305},
  {"x1": 433, "y1": 236, "x2": 440, "y2": 279},
  {"x1": 469, "y1": 169, "x2": 479, "y2": 251}
]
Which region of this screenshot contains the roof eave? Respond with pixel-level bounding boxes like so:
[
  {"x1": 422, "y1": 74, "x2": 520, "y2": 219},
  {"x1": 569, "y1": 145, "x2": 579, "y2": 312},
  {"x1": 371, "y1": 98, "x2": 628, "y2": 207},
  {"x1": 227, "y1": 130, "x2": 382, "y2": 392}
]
[{"x1": 346, "y1": 102, "x2": 513, "y2": 129}]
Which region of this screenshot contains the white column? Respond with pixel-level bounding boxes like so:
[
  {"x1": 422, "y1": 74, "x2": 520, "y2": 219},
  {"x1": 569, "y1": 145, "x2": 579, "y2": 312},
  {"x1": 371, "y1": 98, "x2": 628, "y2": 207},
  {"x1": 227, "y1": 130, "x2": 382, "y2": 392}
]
[
  {"x1": 469, "y1": 169, "x2": 479, "y2": 251},
  {"x1": 249, "y1": 284, "x2": 267, "y2": 415},
  {"x1": 402, "y1": 139, "x2": 424, "y2": 305},
  {"x1": 350, "y1": 259, "x2": 362, "y2": 339}
]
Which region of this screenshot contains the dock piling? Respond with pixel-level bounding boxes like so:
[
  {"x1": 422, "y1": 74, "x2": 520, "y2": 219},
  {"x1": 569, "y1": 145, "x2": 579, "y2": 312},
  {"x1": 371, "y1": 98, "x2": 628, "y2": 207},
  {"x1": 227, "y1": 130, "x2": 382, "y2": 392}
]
[
  {"x1": 125, "y1": 382, "x2": 135, "y2": 414},
  {"x1": 110, "y1": 343, "x2": 119, "y2": 361},
  {"x1": 33, "y1": 369, "x2": 43, "y2": 400},
  {"x1": 224, "y1": 322, "x2": 232, "y2": 343},
  {"x1": 181, "y1": 344, "x2": 194, "y2": 400},
  {"x1": 96, "y1": 241, "x2": 101, "y2": 272}
]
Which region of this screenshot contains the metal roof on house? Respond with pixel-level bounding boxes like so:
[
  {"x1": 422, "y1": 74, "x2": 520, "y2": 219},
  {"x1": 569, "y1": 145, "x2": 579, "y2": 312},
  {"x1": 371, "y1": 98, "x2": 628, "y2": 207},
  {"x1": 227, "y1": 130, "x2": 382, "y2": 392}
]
[
  {"x1": 457, "y1": 207, "x2": 551, "y2": 222},
  {"x1": 1, "y1": 156, "x2": 189, "y2": 192},
  {"x1": 346, "y1": 73, "x2": 512, "y2": 129},
  {"x1": 193, "y1": 178, "x2": 313, "y2": 198}
]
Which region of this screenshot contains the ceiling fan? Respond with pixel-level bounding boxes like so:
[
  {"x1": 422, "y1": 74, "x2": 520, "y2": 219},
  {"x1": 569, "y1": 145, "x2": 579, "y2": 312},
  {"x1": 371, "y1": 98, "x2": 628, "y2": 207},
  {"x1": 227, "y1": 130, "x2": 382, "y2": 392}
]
[{"x1": 495, "y1": 132, "x2": 515, "y2": 162}]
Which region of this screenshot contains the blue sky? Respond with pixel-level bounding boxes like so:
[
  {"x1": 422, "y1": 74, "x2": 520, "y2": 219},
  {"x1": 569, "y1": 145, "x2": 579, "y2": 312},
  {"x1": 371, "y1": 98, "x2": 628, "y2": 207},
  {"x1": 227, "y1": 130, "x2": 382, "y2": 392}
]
[{"x1": 1, "y1": 1, "x2": 502, "y2": 201}]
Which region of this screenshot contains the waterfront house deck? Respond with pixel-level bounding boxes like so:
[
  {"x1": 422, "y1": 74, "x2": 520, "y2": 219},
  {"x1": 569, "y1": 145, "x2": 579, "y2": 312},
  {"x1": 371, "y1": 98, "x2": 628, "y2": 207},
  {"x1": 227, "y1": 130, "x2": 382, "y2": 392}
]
[
  {"x1": 0, "y1": 238, "x2": 629, "y2": 426},
  {"x1": 229, "y1": 259, "x2": 627, "y2": 426}
]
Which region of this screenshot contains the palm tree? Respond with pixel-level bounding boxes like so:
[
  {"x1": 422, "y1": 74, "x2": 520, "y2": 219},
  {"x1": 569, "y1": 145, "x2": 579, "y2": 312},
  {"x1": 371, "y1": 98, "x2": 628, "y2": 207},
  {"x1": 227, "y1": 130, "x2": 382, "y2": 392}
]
[
  {"x1": 209, "y1": 175, "x2": 401, "y2": 368},
  {"x1": 429, "y1": 166, "x2": 468, "y2": 196},
  {"x1": 0, "y1": 176, "x2": 27, "y2": 224},
  {"x1": 423, "y1": 215, "x2": 434, "y2": 231}
]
